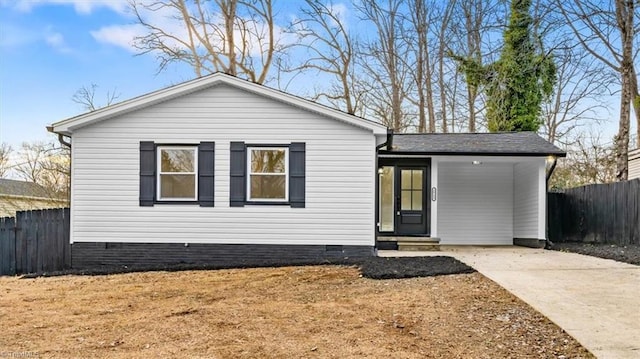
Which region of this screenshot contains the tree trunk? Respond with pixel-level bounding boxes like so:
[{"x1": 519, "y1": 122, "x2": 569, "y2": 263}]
[
  {"x1": 616, "y1": 73, "x2": 630, "y2": 181},
  {"x1": 438, "y1": 32, "x2": 448, "y2": 133},
  {"x1": 426, "y1": 69, "x2": 436, "y2": 132},
  {"x1": 224, "y1": 0, "x2": 237, "y2": 76},
  {"x1": 463, "y1": 0, "x2": 482, "y2": 132},
  {"x1": 614, "y1": 0, "x2": 634, "y2": 180}
]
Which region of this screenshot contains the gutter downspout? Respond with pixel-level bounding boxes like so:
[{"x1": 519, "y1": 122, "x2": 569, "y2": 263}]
[
  {"x1": 376, "y1": 129, "x2": 393, "y2": 150},
  {"x1": 46, "y1": 126, "x2": 71, "y2": 148},
  {"x1": 46, "y1": 126, "x2": 72, "y2": 239},
  {"x1": 545, "y1": 156, "x2": 557, "y2": 183},
  {"x1": 544, "y1": 155, "x2": 558, "y2": 249}
]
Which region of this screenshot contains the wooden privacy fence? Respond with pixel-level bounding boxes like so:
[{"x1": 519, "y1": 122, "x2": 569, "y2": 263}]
[
  {"x1": 548, "y1": 179, "x2": 640, "y2": 245},
  {"x1": 0, "y1": 208, "x2": 70, "y2": 275}
]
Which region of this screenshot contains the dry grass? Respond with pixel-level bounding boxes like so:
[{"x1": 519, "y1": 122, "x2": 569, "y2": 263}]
[{"x1": 0, "y1": 266, "x2": 592, "y2": 358}]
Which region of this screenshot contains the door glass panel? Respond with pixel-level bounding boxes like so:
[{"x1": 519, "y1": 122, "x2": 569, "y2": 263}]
[
  {"x1": 401, "y1": 170, "x2": 411, "y2": 189},
  {"x1": 401, "y1": 190, "x2": 411, "y2": 210},
  {"x1": 412, "y1": 170, "x2": 422, "y2": 188},
  {"x1": 399, "y1": 169, "x2": 424, "y2": 211},
  {"x1": 379, "y1": 167, "x2": 394, "y2": 232},
  {"x1": 412, "y1": 190, "x2": 423, "y2": 211}
]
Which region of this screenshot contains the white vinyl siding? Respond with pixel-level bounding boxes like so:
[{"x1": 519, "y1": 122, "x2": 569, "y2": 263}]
[
  {"x1": 513, "y1": 160, "x2": 545, "y2": 239},
  {"x1": 437, "y1": 162, "x2": 514, "y2": 245},
  {"x1": 629, "y1": 149, "x2": 640, "y2": 180},
  {"x1": 69, "y1": 84, "x2": 376, "y2": 246}
]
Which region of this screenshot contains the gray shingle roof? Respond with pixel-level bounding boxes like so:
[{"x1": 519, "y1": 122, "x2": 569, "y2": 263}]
[
  {"x1": 385, "y1": 132, "x2": 565, "y2": 156},
  {"x1": 0, "y1": 179, "x2": 51, "y2": 198}
]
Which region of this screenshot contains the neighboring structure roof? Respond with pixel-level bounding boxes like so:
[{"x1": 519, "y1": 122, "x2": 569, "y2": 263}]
[
  {"x1": 383, "y1": 132, "x2": 566, "y2": 157},
  {"x1": 0, "y1": 178, "x2": 52, "y2": 198},
  {"x1": 50, "y1": 72, "x2": 387, "y2": 136}
]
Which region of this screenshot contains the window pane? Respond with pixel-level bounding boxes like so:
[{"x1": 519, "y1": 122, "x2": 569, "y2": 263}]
[
  {"x1": 250, "y1": 175, "x2": 286, "y2": 199},
  {"x1": 251, "y1": 149, "x2": 286, "y2": 173},
  {"x1": 412, "y1": 190, "x2": 423, "y2": 211},
  {"x1": 379, "y1": 166, "x2": 394, "y2": 231},
  {"x1": 412, "y1": 170, "x2": 423, "y2": 188},
  {"x1": 161, "y1": 149, "x2": 194, "y2": 172},
  {"x1": 401, "y1": 190, "x2": 411, "y2": 210},
  {"x1": 160, "y1": 174, "x2": 195, "y2": 198},
  {"x1": 401, "y1": 170, "x2": 411, "y2": 190}
]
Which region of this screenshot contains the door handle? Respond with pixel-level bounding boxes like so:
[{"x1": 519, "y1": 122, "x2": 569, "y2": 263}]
[{"x1": 397, "y1": 211, "x2": 400, "y2": 215}]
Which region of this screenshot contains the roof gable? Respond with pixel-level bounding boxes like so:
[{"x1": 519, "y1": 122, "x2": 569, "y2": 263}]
[
  {"x1": 51, "y1": 73, "x2": 387, "y2": 136},
  {"x1": 384, "y1": 132, "x2": 566, "y2": 157}
]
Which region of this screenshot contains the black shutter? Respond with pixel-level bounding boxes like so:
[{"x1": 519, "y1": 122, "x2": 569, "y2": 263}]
[
  {"x1": 289, "y1": 142, "x2": 306, "y2": 208},
  {"x1": 198, "y1": 142, "x2": 215, "y2": 207},
  {"x1": 229, "y1": 142, "x2": 246, "y2": 207},
  {"x1": 139, "y1": 141, "x2": 156, "y2": 206}
]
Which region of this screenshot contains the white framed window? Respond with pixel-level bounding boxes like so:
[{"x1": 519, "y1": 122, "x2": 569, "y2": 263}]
[
  {"x1": 157, "y1": 146, "x2": 198, "y2": 201},
  {"x1": 247, "y1": 147, "x2": 288, "y2": 201}
]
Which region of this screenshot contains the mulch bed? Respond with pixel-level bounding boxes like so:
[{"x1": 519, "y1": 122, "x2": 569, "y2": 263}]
[
  {"x1": 22, "y1": 255, "x2": 475, "y2": 279},
  {"x1": 359, "y1": 256, "x2": 475, "y2": 279},
  {"x1": 550, "y1": 242, "x2": 640, "y2": 265}
]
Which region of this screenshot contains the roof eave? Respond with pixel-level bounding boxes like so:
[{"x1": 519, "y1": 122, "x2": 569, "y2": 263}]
[{"x1": 379, "y1": 150, "x2": 567, "y2": 157}]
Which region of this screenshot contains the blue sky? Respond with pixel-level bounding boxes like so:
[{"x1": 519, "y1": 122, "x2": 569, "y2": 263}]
[{"x1": 0, "y1": 0, "x2": 197, "y2": 148}]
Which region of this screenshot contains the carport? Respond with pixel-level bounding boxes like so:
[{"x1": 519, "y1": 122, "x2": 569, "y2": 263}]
[{"x1": 376, "y1": 132, "x2": 565, "y2": 247}]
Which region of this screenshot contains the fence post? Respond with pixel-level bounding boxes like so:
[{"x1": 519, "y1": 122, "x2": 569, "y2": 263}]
[
  {"x1": 0, "y1": 217, "x2": 18, "y2": 275},
  {"x1": 64, "y1": 208, "x2": 71, "y2": 269}
]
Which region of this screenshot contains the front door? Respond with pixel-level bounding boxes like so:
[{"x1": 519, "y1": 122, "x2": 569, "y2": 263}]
[{"x1": 397, "y1": 167, "x2": 428, "y2": 235}]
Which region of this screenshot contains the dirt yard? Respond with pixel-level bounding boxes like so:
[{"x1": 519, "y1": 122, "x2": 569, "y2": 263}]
[{"x1": 0, "y1": 266, "x2": 592, "y2": 358}]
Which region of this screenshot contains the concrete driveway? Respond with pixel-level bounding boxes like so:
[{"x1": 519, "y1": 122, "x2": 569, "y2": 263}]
[{"x1": 379, "y1": 247, "x2": 640, "y2": 359}]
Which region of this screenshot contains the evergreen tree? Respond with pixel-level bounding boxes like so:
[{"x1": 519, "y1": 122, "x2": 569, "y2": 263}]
[{"x1": 453, "y1": 0, "x2": 556, "y2": 132}]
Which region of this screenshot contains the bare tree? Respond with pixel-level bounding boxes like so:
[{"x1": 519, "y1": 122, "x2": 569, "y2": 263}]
[
  {"x1": 0, "y1": 143, "x2": 12, "y2": 178},
  {"x1": 433, "y1": 2, "x2": 456, "y2": 132},
  {"x1": 130, "y1": 0, "x2": 281, "y2": 83},
  {"x1": 72, "y1": 83, "x2": 120, "y2": 111},
  {"x1": 404, "y1": 0, "x2": 436, "y2": 132},
  {"x1": 286, "y1": 0, "x2": 363, "y2": 115},
  {"x1": 357, "y1": 0, "x2": 413, "y2": 131},
  {"x1": 557, "y1": 0, "x2": 639, "y2": 180},
  {"x1": 549, "y1": 133, "x2": 617, "y2": 188},
  {"x1": 541, "y1": 48, "x2": 612, "y2": 145},
  {"x1": 13, "y1": 142, "x2": 70, "y2": 199}
]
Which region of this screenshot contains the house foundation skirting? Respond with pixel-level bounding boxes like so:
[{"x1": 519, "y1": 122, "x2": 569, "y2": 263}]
[
  {"x1": 71, "y1": 242, "x2": 374, "y2": 270},
  {"x1": 513, "y1": 238, "x2": 546, "y2": 248}
]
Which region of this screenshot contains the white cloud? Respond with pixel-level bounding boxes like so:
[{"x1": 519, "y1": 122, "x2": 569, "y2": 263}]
[
  {"x1": 45, "y1": 32, "x2": 63, "y2": 47},
  {"x1": 91, "y1": 24, "x2": 145, "y2": 53},
  {"x1": 327, "y1": 3, "x2": 349, "y2": 28},
  {"x1": 91, "y1": 4, "x2": 292, "y2": 59},
  {"x1": 7, "y1": 0, "x2": 129, "y2": 15},
  {"x1": 91, "y1": 3, "x2": 186, "y2": 52},
  {"x1": 0, "y1": 23, "x2": 70, "y2": 53},
  {"x1": 44, "y1": 28, "x2": 72, "y2": 53}
]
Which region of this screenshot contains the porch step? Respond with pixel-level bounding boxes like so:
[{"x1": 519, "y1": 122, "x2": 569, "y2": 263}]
[{"x1": 381, "y1": 237, "x2": 441, "y2": 251}]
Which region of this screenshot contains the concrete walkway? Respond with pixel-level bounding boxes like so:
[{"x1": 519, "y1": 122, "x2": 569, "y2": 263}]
[{"x1": 379, "y1": 247, "x2": 640, "y2": 359}]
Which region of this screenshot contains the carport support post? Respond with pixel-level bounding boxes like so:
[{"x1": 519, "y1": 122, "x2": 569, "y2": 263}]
[{"x1": 430, "y1": 159, "x2": 438, "y2": 238}]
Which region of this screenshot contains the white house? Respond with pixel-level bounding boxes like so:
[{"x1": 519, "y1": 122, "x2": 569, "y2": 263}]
[
  {"x1": 0, "y1": 179, "x2": 68, "y2": 217},
  {"x1": 50, "y1": 73, "x2": 565, "y2": 269},
  {"x1": 629, "y1": 148, "x2": 640, "y2": 180}
]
